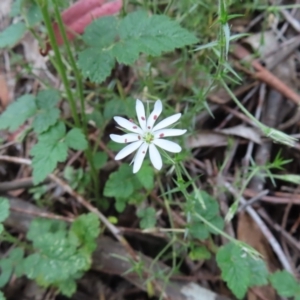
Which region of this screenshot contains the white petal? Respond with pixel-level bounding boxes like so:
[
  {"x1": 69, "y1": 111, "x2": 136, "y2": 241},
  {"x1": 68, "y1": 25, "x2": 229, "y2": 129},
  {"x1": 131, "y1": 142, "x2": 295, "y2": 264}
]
[
  {"x1": 152, "y1": 113, "x2": 182, "y2": 131},
  {"x1": 110, "y1": 133, "x2": 141, "y2": 143},
  {"x1": 114, "y1": 116, "x2": 143, "y2": 134},
  {"x1": 153, "y1": 139, "x2": 182, "y2": 153},
  {"x1": 133, "y1": 143, "x2": 149, "y2": 173},
  {"x1": 115, "y1": 141, "x2": 143, "y2": 160},
  {"x1": 136, "y1": 99, "x2": 147, "y2": 130},
  {"x1": 146, "y1": 100, "x2": 163, "y2": 130},
  {"x1": 154, "y1": 129, "x2": 187, "y2": 139},
  {"x1": 149, "y1": 144, "x2": 162, "y2": 170}
]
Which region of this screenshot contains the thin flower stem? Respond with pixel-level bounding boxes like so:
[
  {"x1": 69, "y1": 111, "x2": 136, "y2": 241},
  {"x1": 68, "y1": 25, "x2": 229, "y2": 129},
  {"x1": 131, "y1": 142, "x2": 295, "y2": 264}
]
[
  {"x1": 38, "y1": 1, "x2": 80, "y2": 127},
  {"x1": 41, "y1": 0, "x2": 100, "y2": 201},
  {"x1": 52, "y1": 0, "x2": 86, "y2": 127}
]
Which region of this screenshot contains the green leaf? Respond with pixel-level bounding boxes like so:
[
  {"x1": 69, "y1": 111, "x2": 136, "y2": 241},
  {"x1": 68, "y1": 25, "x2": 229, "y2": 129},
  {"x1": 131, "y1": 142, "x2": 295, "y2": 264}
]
[
  {"x1": 189, "y1": 222, "x2": 209, "y2": 240},
  {"x1": 78, "y1": 49, "x2": 115, "y2": 84},
  {"x1": 115, "y1": 197, "x2": 127, "y2": 213},
  {"x1": 136, "y1": 164, "x2": 154, "y2": 190},
  {"x1": 30, "y1": 122, "x2": 68, "y2": 184},
  {"x1": 78, "y1": 11, "x2": 197, "y2": 83},
  {"x1": 93, "y1": 152, "x2": 108, "y2": 170},
  {"x1": 87, "y1": 110, "x2": 104, "y2": 127},
  {"x1": 0, "y1": 247, "x2": 25, "y2": 285},
  {"x1": 187, "y1": 191, "x2": 224, "y2": 240},
  {"x1": 0, "y1": 224, "x2": 3, "y2": 234},
  {"x1": 216, "y1": 243, "x2": 250, "y2": 299},
  {"x1": 27, "y1": 218, "x2": 67, "y2": 240},
  {"x1": 248, "y1": 256, "x2": 268, "y2": 287},
  {"x1": 0, "y1": 94, "x2": 36, "y2": 131},
  {"x1": 32, "y1": 109, "x2": 60, "y2": 133},
  {"x1": 0, "y1": 197, "x2": 10, "y2": 222},
  {"x1": 0, "y1": 22, "x2": 26, "y2": 48},
  {"x1": 25, "y1": 2, "x2": 43, "y2": 26},
  {"x1": 70, "y1": 213, "x2": 100, "y2": 253},
  {"x1": 103, "y1": 98, "x2": 136, "y2": 120},
  {"x1": 189, "y1": 246, "x2": 211, "y2": 260},
  {"x1": 111, "y1": 11, "x2": 198, "y2": 65},
  {"x1": 65, "y1": 128, "x2": 88, "y2": 151},
  {"x1": 9, "y1": 248, "x2": 25, "y2": 277},
  {"x1": 0, "y1": 291, "x2": 6, "y2": 300},
  {"x1": 57, "y1": 278, "x2": 77, "y2": 297},
  {"x1": 0, "y1": 260, "x2": 12, "y2": 288},
  {"x1": 32, "y1": 90, "x2": 60, "y2": 133},
  {"x1": 82, "y1": 16, "x2": 118, "y2": 47},
  {"x1": 269, "y1": 270, "x2": 299, "y2": 297},
  {"x1": 137, "y1": 207, "x2": 156, "y2": 229},
  {"x1": 24, "y1": 218, "x2": 89, "y2": 285},
  {"x1": 36, "y1": 89, "x2": 60, "y2": 109},
  {"x1": 104, "y1": 164, "x2": 138, "y2": 198}
]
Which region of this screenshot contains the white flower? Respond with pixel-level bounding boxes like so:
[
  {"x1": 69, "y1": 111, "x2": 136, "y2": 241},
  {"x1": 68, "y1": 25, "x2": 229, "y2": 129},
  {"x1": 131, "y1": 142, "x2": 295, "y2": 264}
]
[{"x1": 110, "y1": 99, "x2": 186, "y2": 173}]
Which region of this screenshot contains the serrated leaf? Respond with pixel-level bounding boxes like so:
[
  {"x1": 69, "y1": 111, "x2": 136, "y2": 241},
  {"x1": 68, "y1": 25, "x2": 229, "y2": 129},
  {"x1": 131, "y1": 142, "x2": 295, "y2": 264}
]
[
  {"x1": 82, "y1": 16, "x2": 117, "y2": 47},
  {"x1": 70, "y1": 213, "x2": 100, "y2": 253},
  {"x1": 65, "y1": 128, "x2": 88, "y2": 150},
  {"x1": 0, "y1": 197, "x2": 10, "y2": 222},
  {"x1": 0, "y1": 22, "x2": 26, "y2": 48},
  {"x1": 31, "y1": 122, "x2": 68, "y2": 184},
  {"x1": 269, "y1": 270, "x2": 298, "y2": 297},
  {"x1": 32, "y1": 89, "x2": 60, "y2": 133},
  {"x1": 0, "y1": 94, "x2": 36, "y2": 131},
  {"x1": 137, "y1": 207, "x2": 156, "y2": 229},
  {"x1": 27, "y1": 218, "x2": 67, "y2": 240},
  {"x1": 136, "y1": 164, "x2": 154, "y2": 190},
  {"x1": 24, "y1": 219, "x2": 89, "y2": 284},
  {"x1": 104, "y1": 164, "x2": 137, "y2": 198},
  {"x1": 248, "y1": 256, "x2": 268, "y2": 287},
  {"x1": 111, "y1": 11, "x2": 198, "y2": 65},
  {"x1": 216, "y1": 242, "x2": 250, "y2": 299},
  {"x1": 23, "y1": 250, "x2": 87, "y2": 284},
  {"x1": 78, "y1": 11, "x2": 197, "y2": 83},
  {"x1": 36, "y1": 89, "x2": 60, "y2": 109},
  {"x1": 32, "y1": 108, "x2": 60, "y2": 133},
  {"x1": 78, "y1": 49, "x2": 115, "y2": 83}
]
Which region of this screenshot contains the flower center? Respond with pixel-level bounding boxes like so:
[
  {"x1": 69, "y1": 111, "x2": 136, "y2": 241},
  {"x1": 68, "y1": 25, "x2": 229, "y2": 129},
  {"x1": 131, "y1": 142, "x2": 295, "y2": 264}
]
[{"x1": 143, "y1": 132, "x2": 154, "y2": 144}]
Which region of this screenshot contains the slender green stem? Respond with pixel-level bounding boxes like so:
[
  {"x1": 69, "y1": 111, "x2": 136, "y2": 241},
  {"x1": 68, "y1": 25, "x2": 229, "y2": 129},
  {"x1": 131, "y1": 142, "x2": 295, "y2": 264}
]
[
  {"x1": 38, "y1": 0, "x2": 100, "y2": 200},
  {"x1": 38, "y1": 1, "x2": 80, "y2": 127},
  {"x1": 1, "y1": 231, "x2": 32, "y2": 251},
  {"x1": 52, "y1": 0, "x2": 86, "y2": 127}
]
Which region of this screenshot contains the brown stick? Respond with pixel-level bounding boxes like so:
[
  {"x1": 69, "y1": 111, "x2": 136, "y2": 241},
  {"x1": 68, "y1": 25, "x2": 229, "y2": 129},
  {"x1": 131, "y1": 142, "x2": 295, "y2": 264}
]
[{"x1": 232, "y1": 44, "x2": 300, "y2": 105}]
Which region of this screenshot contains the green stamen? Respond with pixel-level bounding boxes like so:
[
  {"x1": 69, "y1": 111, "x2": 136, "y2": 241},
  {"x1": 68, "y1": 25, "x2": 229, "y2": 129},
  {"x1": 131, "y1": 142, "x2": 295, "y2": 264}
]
[{"x1": 144, "y1": 132, "x2": 154, "y2": 144}]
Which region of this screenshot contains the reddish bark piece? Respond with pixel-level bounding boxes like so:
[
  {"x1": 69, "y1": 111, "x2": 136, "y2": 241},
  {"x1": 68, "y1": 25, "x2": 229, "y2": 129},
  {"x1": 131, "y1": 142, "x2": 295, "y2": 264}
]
[
  {"x1": 60, "y1": 0, "x2": 107, "y2": 25},
  {"x1": 52, "y1": 0, "x2": 122, "y2": 46}
]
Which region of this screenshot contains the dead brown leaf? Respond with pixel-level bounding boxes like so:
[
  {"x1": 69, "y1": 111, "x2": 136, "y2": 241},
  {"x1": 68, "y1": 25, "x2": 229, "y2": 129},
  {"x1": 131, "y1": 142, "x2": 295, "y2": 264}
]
[
  {"x1": 186, "y1": 131, "x2": 229, "y2": 148},
  {"x1": 0, "y1": 73, "x2": 10, "y2": 108},
  {"x1": 217, "y1": 125, "x2": 261, "y2": 144}
]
